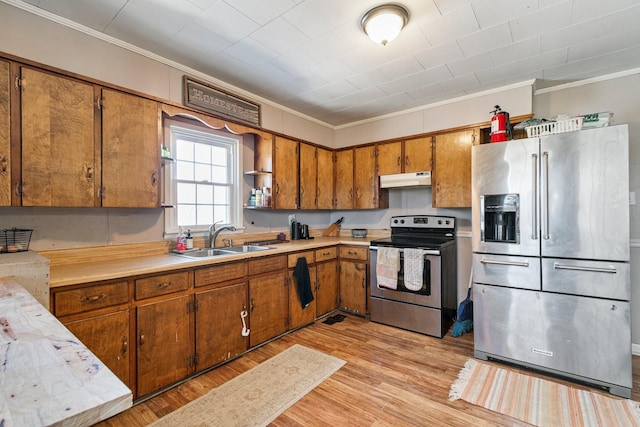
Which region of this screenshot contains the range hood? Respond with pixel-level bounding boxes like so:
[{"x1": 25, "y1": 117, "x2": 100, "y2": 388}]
[{"x1": 380, "y1": 171, "x2": 431, "y2": 188}]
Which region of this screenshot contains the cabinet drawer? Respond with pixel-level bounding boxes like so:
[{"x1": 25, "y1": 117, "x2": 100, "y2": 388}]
[
  {"x1": 340, "y1": 246, "x2": 368, "y2": 261},
  {"x1": 55, "y1": 280, "x2": 129, "y2": 317},
  {"x1": 195, "y1": 262, "x2": 247, "y2": 287},
  {"x1": 249, "y1": 255, "x2": 286, "y2": 276},
  {"x1": 315, "y1": 247, "x2": 337, "y2": 262},
  {"x1": 288, "y1": 251, "x2": 315, "y2": 269},
  {"x1": 135, "y1": 271, "x2": 189, "y2": 300}
]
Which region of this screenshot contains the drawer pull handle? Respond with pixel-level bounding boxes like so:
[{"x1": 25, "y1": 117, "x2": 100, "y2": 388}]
[
  {"x1": 139, "y1": 332, "x2": 145, "y2": 347},
  {"x1": 480, "y1": 258, "x2": 529, "y2": 267},
  {"x1": 553, "y1": 263, "x2": 617, "y2": 274},
  {"x1": 81, "y1": 293, "x2": 107, "y2": 303},
  {"x1": 121, "y1": 337, "x2": 128, "y2": 355},
  {"x1": 156, "y1": 281, "x2": 172, "y2": 289}
]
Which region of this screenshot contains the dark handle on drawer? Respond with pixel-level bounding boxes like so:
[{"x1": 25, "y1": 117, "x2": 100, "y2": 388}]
[
  {"x1": 121, "y1": 337, "x2": 128, "y2": 355},
  {"x1": 348, "y1": 251, "x2": 358, "y2": 256},
  {"x1": 81, "y1": 293, "x2": 107, "y2": 303},
  {"x1": 156, "y1": 281, "x2": 173, "y2": 289}
]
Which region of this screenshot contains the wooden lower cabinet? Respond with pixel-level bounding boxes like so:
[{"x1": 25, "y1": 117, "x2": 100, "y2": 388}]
[
  {"x1": 249, "y1": 270, "x2": 288, "y2": 347},
  {"x1": 339, "y1": 245, "x2": 369, "y2": 315},
  {"x1": 316, "y1": 259, "x2": 339, "y2": 317},
  {"x1": 339, "y1": 261, "x2": 367, "y2": 314},
  {"x1": 136, "y1": 295, "x2": 192, "y2": 397},
  {"x1": 195, "y1": 282, "x2": 248, "y2": 369},
  {"x1": 63, "y1": 310, "x2": 131, "y2": 390},
  {"x1": 288, "y1": 266, "x2": 317, "y2": 330}
]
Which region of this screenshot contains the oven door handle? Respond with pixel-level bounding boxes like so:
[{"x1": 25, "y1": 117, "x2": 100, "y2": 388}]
[{"x1": 370, "y1": 246, "x2": 440, "y2": 256}]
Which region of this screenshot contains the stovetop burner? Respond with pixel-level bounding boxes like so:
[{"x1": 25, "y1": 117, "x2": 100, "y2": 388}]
[{"x1": 370, "y1": 215, "x2": 456, "y2": 249}]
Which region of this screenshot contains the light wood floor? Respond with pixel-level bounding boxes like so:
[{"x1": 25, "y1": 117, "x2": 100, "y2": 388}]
[{"x1": 96, "y1": 314, "x2": 640, "y2": 426}]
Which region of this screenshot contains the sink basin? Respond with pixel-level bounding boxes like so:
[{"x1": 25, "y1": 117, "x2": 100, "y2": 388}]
[
  {"x1": 175, "y1": 248, "x2": 235, "y2": 258},
  {"x1": 173, "y1": 245, "x2": 272, "y2": 259},
  {"x1": 223, "y1": 245, "x2": 273, "y2": 253}
]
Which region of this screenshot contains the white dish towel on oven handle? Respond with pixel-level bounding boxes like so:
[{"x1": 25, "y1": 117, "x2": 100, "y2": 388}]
[
  {"x1": 376, "y1": 247, "x2": 400, "y2": 290},
  {"x1": 404, "y1": 248, "x2": 425, "y2": 291}
]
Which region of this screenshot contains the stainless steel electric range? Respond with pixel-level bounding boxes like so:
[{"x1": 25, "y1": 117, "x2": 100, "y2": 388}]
[{"x1": 369, "y1": 215, "x2": 457, "y2": 338}]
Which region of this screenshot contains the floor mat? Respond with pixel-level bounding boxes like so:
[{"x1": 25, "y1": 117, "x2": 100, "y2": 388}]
[{"x1": 322, "y1": 314, "x2": 347, "y2": 325}]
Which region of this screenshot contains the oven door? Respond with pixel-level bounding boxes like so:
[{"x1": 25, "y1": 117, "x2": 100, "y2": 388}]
[{"x1": 370, "y1": 246, "x2": 442, "y2": 308}]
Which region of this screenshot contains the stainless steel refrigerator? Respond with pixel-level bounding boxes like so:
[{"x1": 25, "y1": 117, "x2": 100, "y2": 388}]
[{"x1": 471, "y1": 125, "x2": 631, "y2": 398}]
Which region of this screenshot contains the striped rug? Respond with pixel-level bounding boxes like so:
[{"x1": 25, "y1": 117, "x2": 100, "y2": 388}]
[{"x1": 449, "y1": 359, "x2": 640, "y2": 427}]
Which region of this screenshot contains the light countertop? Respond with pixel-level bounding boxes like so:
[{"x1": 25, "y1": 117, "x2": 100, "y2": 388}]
[
  {"x1": 0, "y1": 277, "x2": 132, "y2": 426},
  {"x1": 49, "y1": 236, "x2": 376, "y2": 288}
]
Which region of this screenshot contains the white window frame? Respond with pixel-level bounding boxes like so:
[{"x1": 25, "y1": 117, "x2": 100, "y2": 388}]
[{"x1": 163, "y1": 119, "x2": 243, "y2": 237}]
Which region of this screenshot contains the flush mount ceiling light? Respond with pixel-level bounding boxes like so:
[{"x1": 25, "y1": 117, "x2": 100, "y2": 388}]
[{"x1": 361, "y1": 3, "x2": 409, "y2": 46}]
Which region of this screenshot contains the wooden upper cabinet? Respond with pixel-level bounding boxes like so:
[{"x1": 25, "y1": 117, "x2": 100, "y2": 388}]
[
  {"x1": 377, "y1": 141, "x2": 402, "y2": 176},
  {"x1": 20, "y1": 67, "x2": 96, "y2": 207},
  {"x1": 299, "y1": 142, "x2": 317, "y2": 210},
  {"x1": 335, "y1": 149, "x2": 353, "y2": 209},
  {"x1": 432, "y1": 128, "x2": 478, "y2": 208},
  {"x1": 316, "y1": 147, "x2": 333, "y2": 209},
  {"x1": 404, "y1": 136, "x2": 432, "y2": 173},
  {"x1": 101, "y1": 89, "x2": 160, "y2": 208},
  {"x1": 354, "y1": 145, "x2": 379, "y2": 209},
  {"x1": 0, "y1": 60, "x2": 10, "y2": 206},
  {"x1": 273, "y1": 136, "x2": 298, "y2": 209}
]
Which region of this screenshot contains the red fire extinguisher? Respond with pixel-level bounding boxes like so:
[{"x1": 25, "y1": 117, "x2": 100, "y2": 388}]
[{"x1": 490, "y1": 105, "x2": 512, "y2": 142}]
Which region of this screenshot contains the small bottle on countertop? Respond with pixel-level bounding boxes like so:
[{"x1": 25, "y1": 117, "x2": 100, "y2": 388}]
[
  {"x1": 176, "y1": 228, "x2": 186, "y2": 251},
  {"x1": 186, "y1": 229, "x2": 193, "y2": 250}
]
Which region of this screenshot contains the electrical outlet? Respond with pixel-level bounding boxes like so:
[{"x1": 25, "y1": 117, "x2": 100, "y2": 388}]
[{"x1": 630, "y1": 192, "x2": 637, "y2": 206}]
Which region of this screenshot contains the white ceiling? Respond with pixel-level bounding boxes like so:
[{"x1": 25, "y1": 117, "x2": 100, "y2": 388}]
[{"x1": 11, "y1": 0, "x2": 640, "y2": 127}]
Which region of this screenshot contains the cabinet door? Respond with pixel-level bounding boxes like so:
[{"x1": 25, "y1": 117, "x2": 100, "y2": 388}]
[
  {"x1": 273, "y1": 136, "x2": 298, "y2": 209},
  {"x1": 316, "y1": 147, "x2": 334, "y2": 209},
  {"x1": 0, "y1": 60, "x2": 10, "y2": 206},
  {"x1": 339, "y1": 261, "x2": 367, "y2": 314},
  {"x1": 404, "y1": 137, "x2": 432, "y2": 173},
  {"x1": 20, "y1": 67, "x2": 96, "y2": 207},
  {"x1": 102, "y1": 89, "x2": 160, "y2": 208},
  {"x1": 354, "y1": 145, "x2": 376, "y2": 209},
  {"x1": 249, "y1": 271, "x2": 288, "y2": 347},
  {"x1": 433, "y1": 128, "x2": 477, "y2": 208},
  {"x1": 288, "y1": 266, "x2": 317, "y2": 330},
  {"x1": 299, "y1": 142, "x2": 317, "y2": 209},
  {"x1": 316, "y1": 260, "x2": 339, "y2": 317},
  {"x1": 377, "y1": 141, "x2": 402, "y2": 176},
  {"x1": 335, "y1": 149, "x2": 353, "y2": 209},
  {"x1": 64, "y1": 310, "x2": 131, "y2": 390},
  {"x1": 137, "y1": 295, "x2": 192, "y2": 397},
  {"x1": 195, "y1": 282, "x2": 248, "y2": 369}
]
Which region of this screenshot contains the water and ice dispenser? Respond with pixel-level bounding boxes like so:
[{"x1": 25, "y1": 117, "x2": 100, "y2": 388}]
[{"x1": 481, "y1": 194, "x2": 519, "y2": 243}]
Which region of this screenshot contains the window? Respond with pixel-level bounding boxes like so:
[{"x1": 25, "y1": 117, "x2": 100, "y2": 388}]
[{"x1": 164, "y1": 120, "x2": 242, "y2": 235}]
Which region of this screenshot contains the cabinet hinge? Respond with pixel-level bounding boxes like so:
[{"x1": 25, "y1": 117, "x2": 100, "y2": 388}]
[
  {"x1": 14, "y1": 76, "x2": 25, "y2": 90},
  {"x1": 188, "y1": 355, "x2": 198, "y2": 367},
  {"x1": 99, "y1": 187, "x2": 106, "y2": 198},
  {"x1": 187, "y1": 300, "x2": 197, "y2": 313},
  {"x1": 285, "y1": 316, "x2": 290, "y2": 328},
  {"x1": 284, "y1": 276, "x2": 290, "y2": 286}
]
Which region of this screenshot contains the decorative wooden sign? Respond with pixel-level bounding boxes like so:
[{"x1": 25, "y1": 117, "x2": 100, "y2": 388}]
[{"x1": 183, "y1": 76, "x2": 260, "y2": 127}]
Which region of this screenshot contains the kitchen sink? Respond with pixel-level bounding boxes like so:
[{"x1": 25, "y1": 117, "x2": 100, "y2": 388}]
[
  {"x1": 173, "y1": 245, "x2": 272, "y2": 259},
  {"x1": 223, "y1": 245, "x2": 272, "y2": 253},
  {"x1": 176, "y1": 249, "x2": 235, "y2": 258}
]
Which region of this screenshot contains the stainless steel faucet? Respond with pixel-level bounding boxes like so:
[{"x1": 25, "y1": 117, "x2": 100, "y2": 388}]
[{"x1": 209, "y1": 222, "x2": 237, "y2": 248}]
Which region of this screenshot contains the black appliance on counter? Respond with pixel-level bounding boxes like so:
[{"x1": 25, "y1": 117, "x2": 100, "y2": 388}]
[{"x1": 369, "y1": 215, "x2": 457, "y2": 338}]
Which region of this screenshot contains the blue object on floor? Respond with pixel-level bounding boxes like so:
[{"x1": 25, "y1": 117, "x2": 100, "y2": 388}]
[{"x1": 452, "y1": 286, "x2": 473, "y2": 337}]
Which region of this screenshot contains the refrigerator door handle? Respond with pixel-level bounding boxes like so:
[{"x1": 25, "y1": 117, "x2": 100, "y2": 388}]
[
  {"x1": 532, "y1": 153, "x2": 538, "y2": 240},
  {"x1": 554, "y1": 262, "x2": 618, "y2": 274},
  {"x1": 481, "y1": 258, "x2": 530, "y2": 267},
  {"x1": 542, "y1": 151, "x2": 550, "y2": 240}
]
